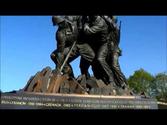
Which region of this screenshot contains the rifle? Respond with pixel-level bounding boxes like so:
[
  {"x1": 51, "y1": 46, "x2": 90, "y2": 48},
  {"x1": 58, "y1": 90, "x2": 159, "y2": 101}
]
[
  {"x1": 47, "y1": 41, "x2": 77, "y2": 93},
  {"x1": 60, "y1": 41, "x2": 76, "y2": 72}
]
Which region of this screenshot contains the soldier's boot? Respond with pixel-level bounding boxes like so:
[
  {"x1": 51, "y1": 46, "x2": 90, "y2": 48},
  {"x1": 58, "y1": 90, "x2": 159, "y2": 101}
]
[{"x1": 108, "y1": 78, "x2": 117, "y2": 95}]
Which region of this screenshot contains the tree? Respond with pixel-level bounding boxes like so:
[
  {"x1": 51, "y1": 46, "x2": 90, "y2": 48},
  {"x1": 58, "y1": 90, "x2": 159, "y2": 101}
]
[
  {"x1": 128, "y1": 69, "x2": 167, "y2": 102},
  {"x1": 127, "y1": 68, "x2": 154, "y2": 94},
  {"x1": 150, "y1": 72, "x2": 167, "y2": 102}
]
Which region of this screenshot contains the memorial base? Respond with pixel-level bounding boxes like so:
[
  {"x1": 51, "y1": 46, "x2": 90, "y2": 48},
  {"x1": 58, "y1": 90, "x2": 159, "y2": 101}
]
[{"x1": 1, "y1": 92, "x2": 158, "y2": 109}]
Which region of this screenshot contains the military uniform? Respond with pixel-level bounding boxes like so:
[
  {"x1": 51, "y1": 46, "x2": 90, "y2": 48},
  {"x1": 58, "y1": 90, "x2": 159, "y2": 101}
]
[
  {"x1": 66, "y1": 16, "x2": 95, "y2": 78},
  {"x1": 83, "y1": 16, "x2": 116, "y2": 86},
  {"x1": 51, "y1": 16, "x2": 95, "y2": 78},
  {"x1": 51, "y1": 16, "x2": 78, "y2": 77},
  {"x1": 104, "y1": 15, "x2": 127, "y2": 88}
]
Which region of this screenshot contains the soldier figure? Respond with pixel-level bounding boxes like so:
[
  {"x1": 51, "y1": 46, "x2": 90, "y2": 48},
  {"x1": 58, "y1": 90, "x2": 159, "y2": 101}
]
[
  {"x1": 83, "y1": 16, "x2": 117, "y2": 87},
  {"x1": 50, "y1": 16, "x2": 78, "y2": 77},
  {"x1": 50, "y1": 15, "x2": 127, "y2": 91},
  {"x1": 51, "y1": 16, "x2": 95, "y2": 79},
  {"x1": 103, "y1": 16, "x2": 127, "y2": 89}
]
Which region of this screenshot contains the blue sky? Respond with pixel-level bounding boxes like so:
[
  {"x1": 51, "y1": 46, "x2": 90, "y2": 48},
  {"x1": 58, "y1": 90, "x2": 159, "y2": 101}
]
[{"x1": 1, "y1": 16, "x2": 167, "y2": 92}]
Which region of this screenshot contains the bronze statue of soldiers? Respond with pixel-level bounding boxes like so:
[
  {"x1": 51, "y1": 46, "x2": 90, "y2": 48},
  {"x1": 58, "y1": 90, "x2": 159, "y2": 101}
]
[
  {"x1": 103, "y1": 15, "x2": 127, "y2": 89},
  {"x1": 50, "y1": 15, "x2": 127, "y2": 90},
  {"x1": 51, "y1": 16, "x2": 95, "y2": 79},
  {"x1": 50, "y1": 16, "x2": 78, "y2": 77},
  {"x1": 83, "y1": 16, "x2": 117, "y2": 87},
  {"x1": 64, "y1": 16, "x2": 95, "y2": 78}
]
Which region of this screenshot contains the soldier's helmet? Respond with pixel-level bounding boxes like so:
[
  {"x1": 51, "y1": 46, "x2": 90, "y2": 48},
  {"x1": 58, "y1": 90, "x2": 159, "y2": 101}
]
[{"x1": 52, "y1": 16, "x2": 65, "y2": 25}]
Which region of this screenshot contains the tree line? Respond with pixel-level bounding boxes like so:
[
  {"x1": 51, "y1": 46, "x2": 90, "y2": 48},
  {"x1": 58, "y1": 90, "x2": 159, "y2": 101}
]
[{"x1": 127, "y1": 68, "x2": 167, "y2": 102}]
